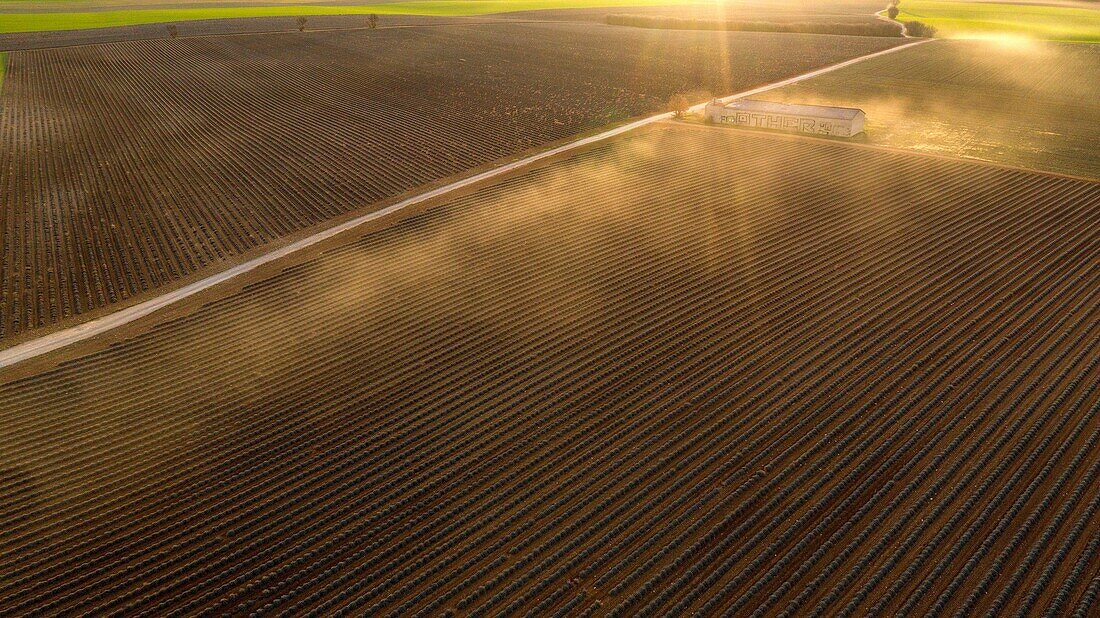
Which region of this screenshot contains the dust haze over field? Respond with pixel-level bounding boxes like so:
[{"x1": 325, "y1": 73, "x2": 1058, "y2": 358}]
[
  {"x1": 2, "y1": 126, "x2": 1099, "y2": 615},
  {"x1": 759, "y1": 38, "x2": 1100, "y2": 178}
]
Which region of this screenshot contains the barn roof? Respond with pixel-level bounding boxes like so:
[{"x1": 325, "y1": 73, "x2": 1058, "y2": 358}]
[{"x1": 721, "y1": 99, "x2": 864, "y2": 120}]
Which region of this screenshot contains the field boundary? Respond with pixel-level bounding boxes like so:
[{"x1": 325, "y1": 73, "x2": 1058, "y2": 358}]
[{"x1": 0, "y1": 38, "x2": 928, "y2": 371}]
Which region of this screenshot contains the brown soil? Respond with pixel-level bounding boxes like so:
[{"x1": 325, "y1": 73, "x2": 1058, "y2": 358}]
[
  {"x1": 1, "y1": 125, "x2": 1097, "y2": 616},
  {"x1": 0, "y1": 22, "x2": 904, "y2": 342}
]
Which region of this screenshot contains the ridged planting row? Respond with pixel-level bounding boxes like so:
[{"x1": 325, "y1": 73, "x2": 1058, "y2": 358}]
[
  {"x1": 0, "y1": 22, "x2": 905, "y2": 340},
  {"x1": 1, "y1": 127, "x2": 1098, "y2": 616}
]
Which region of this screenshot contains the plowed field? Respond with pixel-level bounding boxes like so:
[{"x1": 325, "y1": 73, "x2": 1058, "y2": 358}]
[
  {"x1": 2, "y1": 125, "x2": 1098, "y2": 616},
  {"x1": 0, "y1": 23, "x2": 904, "y2": 341}
]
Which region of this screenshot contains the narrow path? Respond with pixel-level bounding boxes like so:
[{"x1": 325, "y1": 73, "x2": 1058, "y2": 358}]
[
  {"x1": 0, "y1": 38, "x2": 928, "y2": 371},
  {"x1": 874, "y1": 9, "x2": 911, "y2": 37}
]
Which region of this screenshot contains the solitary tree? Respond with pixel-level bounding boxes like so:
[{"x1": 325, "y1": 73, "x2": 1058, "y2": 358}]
[
  {"x1": 166, "y1": 24, "x2": 178, "y2": 38},
  {"x1": 296, "y1": 16, "x2": 308, "y2": 31},
  {"x1": 368, "y1": 14, "x2": 379, "y2": 29},
  {"x1": 668, "y1": 94, "x2": 691, "y2": 119},
  {"x1": 887, "y1": 5, "x2": 900, "y2": 19}
]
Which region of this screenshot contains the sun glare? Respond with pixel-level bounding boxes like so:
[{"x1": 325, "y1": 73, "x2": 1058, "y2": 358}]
[{"x1": 946, "y1": 31, "x2": 1038, "y2": 49}]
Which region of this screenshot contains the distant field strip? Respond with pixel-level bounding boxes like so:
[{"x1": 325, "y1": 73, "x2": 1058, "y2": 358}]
[
  {"x1": 760, "y1": 40, "x2": 1100, "y2": 178},
  {"x1": 499, "y1": 0, "x2": 890, "y2": 23},
  {"x1": 2, "y1": 127, "x2": 1098, "y2": 615},
  {"x1": 0, "y1": 0, "x2": 703, "y2": 32},
  {"x1": 0, "y1": 24, "x2": 904, "y2": 341},
  {"x1": 897, "y1": 0, "x2": 1100, "y2": 42},
  {"x1": 606, "y1": 13, "x2": 902, "y2": 36}
]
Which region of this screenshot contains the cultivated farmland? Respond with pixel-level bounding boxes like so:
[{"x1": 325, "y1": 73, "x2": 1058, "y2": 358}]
[
  {"x1": 2, "y1": 125, "x2": 1098, "y2": 616},
  {"x1": 894, "y1": 0, "x2": 1100, "y2": 43},
  {"x1": 758, "y1": 38, "x2": 1100, "y2": 179},
  {"x1": 0, "y1": 0, "x2": 707, "y2": 33},
  {"x1": 0, "y1": 13, "x2": 471, "y2": 50},
  {"x1": 0, "y1": 23, "x2": 905, "y2": 342}
]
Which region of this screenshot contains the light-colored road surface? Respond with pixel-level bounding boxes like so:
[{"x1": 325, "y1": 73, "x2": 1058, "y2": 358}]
[
  {"x1": 0, "y1": 38, "x2": 928, "y2": 371},
  {"x1": 875, "y1": 11, "x2": 910, "y2": 37}
]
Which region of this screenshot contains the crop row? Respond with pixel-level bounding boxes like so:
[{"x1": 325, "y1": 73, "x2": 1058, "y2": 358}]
[
  {"x1": 0, "y1": 22, "x2": 906, "y2": 341},
  {"x1": 1, "y1": 127, "x2": 1098, "y2": 615}
]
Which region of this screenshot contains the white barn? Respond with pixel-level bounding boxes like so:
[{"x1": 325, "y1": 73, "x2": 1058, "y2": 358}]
[{"x1": 705, "y1": 100, "x2": 866, "y2": 138}]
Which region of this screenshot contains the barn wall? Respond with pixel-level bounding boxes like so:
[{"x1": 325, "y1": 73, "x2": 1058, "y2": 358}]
[{"x1": 704, "y1": 103, "x2": 865, "y2": 137}]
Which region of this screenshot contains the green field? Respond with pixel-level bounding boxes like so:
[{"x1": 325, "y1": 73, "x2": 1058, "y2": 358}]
[
  {"x1": 896, "y1": 0, "x2": 1100, "y2": 43},
  {"x1": 3, "y1": 0, "x2": 1098, "y2": 38},
  {"x1": 0, "y1": 0, "x2": 703, "y2": 32},
  {"x1": 753, "y1": 39, "x2": 1100, "y2": 178}
]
